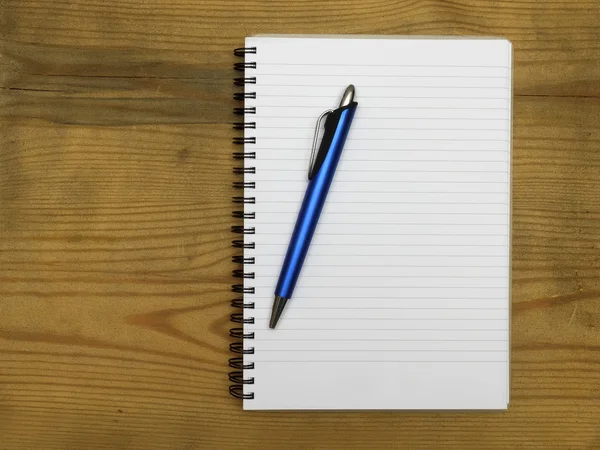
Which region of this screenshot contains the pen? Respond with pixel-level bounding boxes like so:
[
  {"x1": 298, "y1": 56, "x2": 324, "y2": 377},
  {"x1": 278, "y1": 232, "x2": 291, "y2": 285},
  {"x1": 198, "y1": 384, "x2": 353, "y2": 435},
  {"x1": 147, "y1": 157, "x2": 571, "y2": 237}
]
[{"x1": 270, "y1": 85, "x2": 358, "y2": 329}]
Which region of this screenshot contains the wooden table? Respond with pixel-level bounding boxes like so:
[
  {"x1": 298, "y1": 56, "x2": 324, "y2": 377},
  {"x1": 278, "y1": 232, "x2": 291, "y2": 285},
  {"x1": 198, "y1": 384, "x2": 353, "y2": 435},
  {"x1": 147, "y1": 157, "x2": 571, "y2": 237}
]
[{"x1": 1, "y1": 0, "x2": 599, "y2": 448}]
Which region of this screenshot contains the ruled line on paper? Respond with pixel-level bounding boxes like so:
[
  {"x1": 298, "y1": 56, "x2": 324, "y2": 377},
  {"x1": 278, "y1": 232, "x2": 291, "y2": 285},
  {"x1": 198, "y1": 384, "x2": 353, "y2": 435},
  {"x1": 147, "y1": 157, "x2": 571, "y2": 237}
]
[
  {"x1": 253, "y1": 266, "x2": 508, "y2": 269},
  {"x1": 256, "y1": 84, "x2": 510, "y2": 89},
  {"x1": 256, "y1": 137, "x2": 510, "y2": 141},
  {"x1": 251, "y1": 338, "x2": 508, "y2": 342},
  {"x1": 252, "y1": 254, "x2": 507, "y2": 258},
  {"x1": 256, "y1": 162, "x2": 509, "y2": 166},
  {"x1": 252, "y1": 176, "x2": 509, "y2": 179},
  {"x1": 257, "y1": 201, "x2": 509, "y2": 204},
  {"x1": 259, "y1": 126, "x2": 510, "y2": 130},
  {"x1": 251, "y1": 317, "x2": 507, "y2": 320},
  {"x1": 253, "y1": 350, "x2": 509, "y2": 352},
  {"x1": 252, "y1": 150, "x2": 508, "y2": 154},
  {"x1": 250, "y1": 233, "x2": 509, "y2": 236},
  {"x1": 251, "y1": 275, "x2": 507, "y2": 279},
  {"x1": 252, "y1": 193, "x2": 508, "y2": 195},
  {"x1": 251, "y1": 307, "x2": 508, "y2": 310},
  {"x1": 255, "y1": 107, "x2": 509, "y2": 110},
  {"x1": 250, "y1": 361, "x2": 509, "y2": 363},
  {"x1": 255, "y1": 73, "x2": 508, "y2": 78},
  {"x1": 257, "y1": 62, "x2": 510, "y2": 68},
  {"x1": 256, "y1": 242, "x2": 508, "y2": 245},
  {"x1": 258, "y1": 95, "x2": 510, "y2": 100},
  {"x1": 249, "y1": 295, "x2": 507, "y2": 299},
  {"x1": 250, "y1": 329, "x2": 508, "y2": 332}
]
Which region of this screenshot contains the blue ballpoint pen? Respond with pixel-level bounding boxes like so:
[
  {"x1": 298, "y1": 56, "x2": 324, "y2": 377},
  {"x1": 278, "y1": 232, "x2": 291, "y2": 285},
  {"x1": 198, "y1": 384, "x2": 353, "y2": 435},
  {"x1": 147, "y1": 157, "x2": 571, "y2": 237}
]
[{"x1": 270, "y1": 85, "x2": 358, "y2": 329}]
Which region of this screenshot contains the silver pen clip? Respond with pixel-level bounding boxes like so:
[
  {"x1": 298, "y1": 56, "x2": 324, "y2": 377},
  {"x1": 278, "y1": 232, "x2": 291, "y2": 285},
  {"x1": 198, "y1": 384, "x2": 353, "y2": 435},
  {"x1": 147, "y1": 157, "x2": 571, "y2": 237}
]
[
  {"x1": 307, "y1": 85, "x2": 356, "y2": 177},
  {"x1": 308, "y1": 109, "x2": 334, "y2": 176}
]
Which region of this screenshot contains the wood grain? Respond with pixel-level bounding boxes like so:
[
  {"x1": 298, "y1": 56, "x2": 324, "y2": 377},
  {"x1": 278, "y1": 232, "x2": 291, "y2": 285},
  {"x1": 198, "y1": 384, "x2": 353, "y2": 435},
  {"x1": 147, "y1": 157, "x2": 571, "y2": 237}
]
[{"x1": 1, "y1": 0, "x2": 600, "y2": 448}]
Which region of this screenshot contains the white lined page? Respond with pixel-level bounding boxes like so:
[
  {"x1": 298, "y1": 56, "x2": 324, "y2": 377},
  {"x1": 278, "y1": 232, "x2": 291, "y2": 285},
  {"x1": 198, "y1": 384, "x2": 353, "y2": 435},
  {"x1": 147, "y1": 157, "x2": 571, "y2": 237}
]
[{"x1": 243, "y1": 36, "x2": 511, "y2": 410}]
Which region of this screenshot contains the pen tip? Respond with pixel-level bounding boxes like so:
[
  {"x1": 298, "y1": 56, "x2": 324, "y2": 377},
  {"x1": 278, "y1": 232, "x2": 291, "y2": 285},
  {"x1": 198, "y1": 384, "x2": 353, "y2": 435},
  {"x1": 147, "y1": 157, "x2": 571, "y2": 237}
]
[{"x1": 269, "y1": 295, "x2": 288, "y2": 329}]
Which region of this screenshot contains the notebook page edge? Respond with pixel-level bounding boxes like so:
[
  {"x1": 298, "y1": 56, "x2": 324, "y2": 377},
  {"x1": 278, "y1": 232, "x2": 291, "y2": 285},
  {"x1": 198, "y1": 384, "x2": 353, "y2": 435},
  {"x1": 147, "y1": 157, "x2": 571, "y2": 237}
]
[{"x1": 249, "y1": 34, "x2": 512, "y2": 41}]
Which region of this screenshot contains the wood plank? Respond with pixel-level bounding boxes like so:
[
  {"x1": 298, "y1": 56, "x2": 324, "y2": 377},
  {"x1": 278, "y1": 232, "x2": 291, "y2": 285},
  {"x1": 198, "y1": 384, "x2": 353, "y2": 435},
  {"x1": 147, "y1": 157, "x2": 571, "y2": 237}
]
[{"x1": 2, "y1": 0, "x2": 600, "y2": 97}]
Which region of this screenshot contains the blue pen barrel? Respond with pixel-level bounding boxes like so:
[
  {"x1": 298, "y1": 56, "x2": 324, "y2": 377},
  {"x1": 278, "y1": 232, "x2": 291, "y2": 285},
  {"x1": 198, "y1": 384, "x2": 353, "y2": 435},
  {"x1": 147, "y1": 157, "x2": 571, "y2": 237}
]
[{"x1": 275, "y1": 104, "x2": 357, "y2": 300}]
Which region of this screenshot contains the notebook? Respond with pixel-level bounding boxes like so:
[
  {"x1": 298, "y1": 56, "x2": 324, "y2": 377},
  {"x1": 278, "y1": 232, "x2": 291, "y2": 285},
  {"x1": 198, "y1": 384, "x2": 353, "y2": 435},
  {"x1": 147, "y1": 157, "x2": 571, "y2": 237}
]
[{"x1": 230, "y1": 35, "x2": 512, "y2": 410}]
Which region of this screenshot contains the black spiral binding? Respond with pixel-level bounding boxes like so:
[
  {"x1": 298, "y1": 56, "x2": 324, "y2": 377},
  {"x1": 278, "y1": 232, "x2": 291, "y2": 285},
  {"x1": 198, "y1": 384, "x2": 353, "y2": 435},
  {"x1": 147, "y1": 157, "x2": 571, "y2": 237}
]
[{"x1": 229, "y1": 46, "x2": 257, "y2": 401}]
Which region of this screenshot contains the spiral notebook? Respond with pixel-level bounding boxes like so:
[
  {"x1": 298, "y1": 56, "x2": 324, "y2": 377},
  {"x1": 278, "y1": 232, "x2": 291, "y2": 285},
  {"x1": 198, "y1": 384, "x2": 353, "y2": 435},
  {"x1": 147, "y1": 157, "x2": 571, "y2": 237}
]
[{"x1": 230, "y1": 35, "x2": 512, "y2": 410}]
